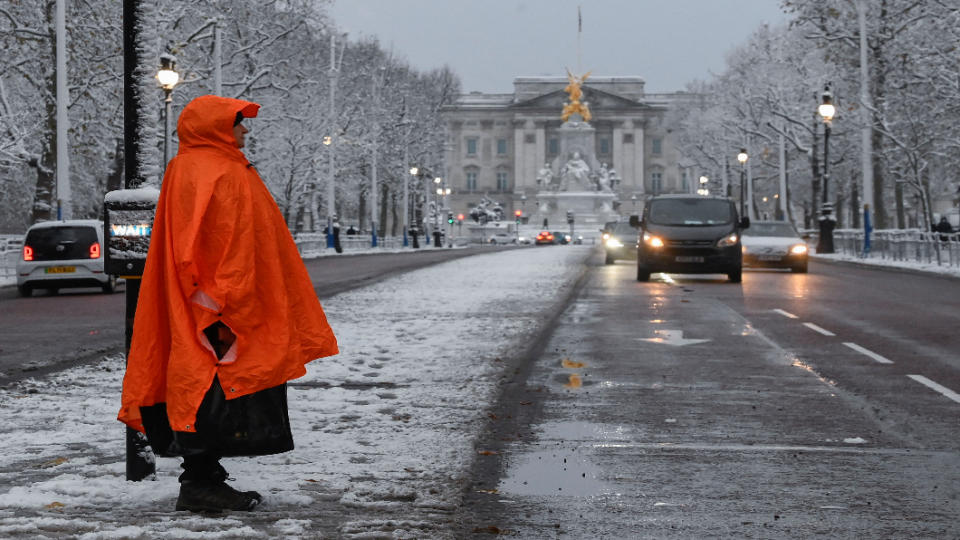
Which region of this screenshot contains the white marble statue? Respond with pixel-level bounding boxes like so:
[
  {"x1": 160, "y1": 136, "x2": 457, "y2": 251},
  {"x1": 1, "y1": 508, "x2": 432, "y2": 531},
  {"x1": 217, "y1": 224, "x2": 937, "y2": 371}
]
[
  {"x1": 597, "y1": 163, "x2": 613, "y2": 192},
  {"x1": 536, "y1": 163, "x2": 553, "y2": 187},
  {"x1": 560, "y1": 152, "x2": 590, "y2": 191}
]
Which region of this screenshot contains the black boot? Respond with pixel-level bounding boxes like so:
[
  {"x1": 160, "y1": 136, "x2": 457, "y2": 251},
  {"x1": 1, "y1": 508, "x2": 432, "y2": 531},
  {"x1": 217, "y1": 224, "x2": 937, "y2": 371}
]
[
  {"x1": 177, "y1": 453, "x2": 261, "y2": 512},
  {"x1": 176, "y1": 480, "x2": 260, "y2": 512}
]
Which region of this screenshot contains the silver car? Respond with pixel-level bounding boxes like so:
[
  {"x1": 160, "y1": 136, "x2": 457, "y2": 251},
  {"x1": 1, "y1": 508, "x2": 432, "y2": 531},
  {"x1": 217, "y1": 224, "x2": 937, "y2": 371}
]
[
  {"x1": 740, "y1": 220, "x2": 809, "y2": 273},
  {"x1": 16, "y1": 219, "x2": 118, "y2": 296}
]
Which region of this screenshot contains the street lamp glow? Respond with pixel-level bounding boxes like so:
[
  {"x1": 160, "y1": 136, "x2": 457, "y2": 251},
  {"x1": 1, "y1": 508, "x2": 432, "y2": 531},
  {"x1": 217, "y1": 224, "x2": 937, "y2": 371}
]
[
  {"x1": 699, "y1": 175, "x2": 708, "y2": 185},
  {"x1": 322, "y1": 136, "x2": 332, "y2": 146},
  {"x1": 409, "y1": 166, "x2": 418, "y2": 175},
  {"x1": 737, "y1": 148, "x2": 748, "y2": 164},
  {"x1": 156, "y1": 55, "x2": 179, "y2": 91},
  {"x1": 433, "y1": 176, "x2": 442, "y2": 184},
  {"x1": 436, "y1": 187, "x2": 443, "y2": 195},
  {"x1": 819, "y1": 86, "x2": 836, "y2": 123}
]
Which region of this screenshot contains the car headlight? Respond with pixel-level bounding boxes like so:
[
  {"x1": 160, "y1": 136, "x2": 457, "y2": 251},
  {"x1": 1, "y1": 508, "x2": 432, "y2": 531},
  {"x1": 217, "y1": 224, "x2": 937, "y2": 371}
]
[
  {"x1": 642, "y1": 232, "x2": 664, "y2": 248},
  {"x1": 790, "y1": 244, "x2": 808, "y2": 255},
  {"x1": 606, "y1": 238, "x2": 624, "y2": 248},
  {"x1": 717, "y1": 233, "x2": 739, "y2": 247},
  {"x1": 602, "y1": 232, "x2": 610, "y2": 240}
]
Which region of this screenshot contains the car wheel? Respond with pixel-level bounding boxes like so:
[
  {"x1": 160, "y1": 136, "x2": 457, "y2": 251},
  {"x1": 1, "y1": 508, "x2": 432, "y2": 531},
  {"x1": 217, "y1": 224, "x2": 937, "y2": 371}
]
[
  {"x1": 17, "y1": 285, "x2": 32, "y2": 297},
  {"x1": 791, "y1": 263, "x2": 808, "y2": 274},
  {"x1": 48, "y1": 287, "x2": 60, "y2": 295},
  {"x1": 636, "y1": 266, "x2": 650, "y2": 282},
  {"x1": 604, "y1": 253, "x2": 614, "y2": 265},
  {"x1": 728, "y1": 268, "x2": 742, "y2": 283},
  {"x1": 102, "y1": 275, "x2": 117, "y2": 294}
]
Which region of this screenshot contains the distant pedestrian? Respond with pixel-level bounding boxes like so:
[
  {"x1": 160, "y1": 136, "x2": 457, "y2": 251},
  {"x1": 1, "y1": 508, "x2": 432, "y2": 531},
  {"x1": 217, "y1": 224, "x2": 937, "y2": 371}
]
[
  {"x1": 346, "y1": 225, "x2": 357, "y2": 235},
  {"x1": 118, "y1": 95, "x2": 338, "y2": 513},
  {"x1": 934, "y1": 217, "x2": 953, "y2": 234}
]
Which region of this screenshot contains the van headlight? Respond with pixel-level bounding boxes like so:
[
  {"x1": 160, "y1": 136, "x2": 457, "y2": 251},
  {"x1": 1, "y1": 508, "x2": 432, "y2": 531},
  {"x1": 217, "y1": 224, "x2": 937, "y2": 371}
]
[
  {"x1": 717, "y1": 233, "x2": 739, "y2": 247},
  {"x1": 642, "y1": 232, "x2": 664, "y2": 248},
  {"x1": 790, "y1": 244, "x2": 808, "y2": 255},
  {"x1": 606, "y1": 238, "x2": 624, "y2": 248}
]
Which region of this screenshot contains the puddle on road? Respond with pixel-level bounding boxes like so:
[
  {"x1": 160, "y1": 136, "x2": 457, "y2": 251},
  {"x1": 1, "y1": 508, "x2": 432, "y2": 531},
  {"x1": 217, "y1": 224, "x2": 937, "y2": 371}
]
[
  {"x1": 498, "y1": 448, "x2": 610, "y2": 497},
  {"x1": 497, "y1": 421, "x2": 630, "y2": 497}
]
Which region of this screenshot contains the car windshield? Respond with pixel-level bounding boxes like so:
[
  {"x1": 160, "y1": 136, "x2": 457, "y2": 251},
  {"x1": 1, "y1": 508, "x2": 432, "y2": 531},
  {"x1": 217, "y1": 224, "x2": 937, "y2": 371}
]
[
  {"x1": 24, "y1": 226, "x2": 99, "y2": 261},
  {"x1": 743, "y1": 222, "x2": 798, "y2": 237},
  {"x1": 647, "y1": 199, "x2": 734, "y2": 226},
  {"x1": 612, "y1": 223, "x2": 635, "y2": 236}
]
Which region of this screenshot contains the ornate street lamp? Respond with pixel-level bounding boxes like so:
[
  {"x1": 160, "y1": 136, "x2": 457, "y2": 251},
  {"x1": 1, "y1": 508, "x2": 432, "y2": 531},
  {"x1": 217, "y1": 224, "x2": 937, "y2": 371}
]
[
  {"x1": 737, "y1": 149, "x2": 748, "y2": 218},
  {"x1": 817, "y1": 85, "x2": 836, "y2": 253},
  {"x1": 156, "y1": 54, "x2": 179, "y2": 173},
  {"x1": 698, "y1": 175, "x2": 709, "y2": 196}
]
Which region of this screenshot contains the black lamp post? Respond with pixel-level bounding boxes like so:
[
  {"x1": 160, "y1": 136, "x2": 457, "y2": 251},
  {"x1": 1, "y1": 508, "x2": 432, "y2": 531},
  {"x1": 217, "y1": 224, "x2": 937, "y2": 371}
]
[
  {"x1": 817, "y1": 85, "x2": 836, "y2": 254},
  {"x1": 737, "y1": 148, "x2": 748, "y2": 218},
  {"x1": 156, "y1": 54, "x2": 179, "y2": 174}
]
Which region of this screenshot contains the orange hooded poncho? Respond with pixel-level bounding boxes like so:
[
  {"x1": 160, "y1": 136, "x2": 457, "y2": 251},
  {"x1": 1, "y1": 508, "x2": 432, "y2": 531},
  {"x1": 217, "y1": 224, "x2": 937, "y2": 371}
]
[{"x1": 119, "y1": 95, "x2": 338, "y2": 434}]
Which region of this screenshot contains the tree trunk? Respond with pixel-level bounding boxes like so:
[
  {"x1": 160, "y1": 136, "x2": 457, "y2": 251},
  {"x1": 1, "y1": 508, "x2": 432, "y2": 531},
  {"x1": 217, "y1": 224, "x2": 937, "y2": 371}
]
[{"x1": 378, "y1": 182, "x2": 389, "y2": 238}]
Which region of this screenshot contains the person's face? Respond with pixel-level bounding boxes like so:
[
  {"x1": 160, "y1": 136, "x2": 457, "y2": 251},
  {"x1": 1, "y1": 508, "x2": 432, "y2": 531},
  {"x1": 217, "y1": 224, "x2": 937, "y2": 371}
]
[{"x1": 233, "y1": 121, "x2": 249, "y2": 148}]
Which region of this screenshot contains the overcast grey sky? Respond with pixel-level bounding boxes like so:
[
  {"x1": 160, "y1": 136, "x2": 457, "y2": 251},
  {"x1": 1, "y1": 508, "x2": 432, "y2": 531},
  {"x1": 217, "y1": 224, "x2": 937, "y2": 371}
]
[{"x1": 329, "y1": 0, "x2": 790, "y2": 94}]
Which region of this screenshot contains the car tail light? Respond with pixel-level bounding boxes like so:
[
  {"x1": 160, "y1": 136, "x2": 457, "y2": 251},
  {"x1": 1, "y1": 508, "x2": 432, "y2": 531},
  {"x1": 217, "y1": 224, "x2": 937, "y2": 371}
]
[
  {"x1": 89, "y1": 242, "x2": 101, "y2": 259},
  {"x1": 23, "y1": 245, "x2": 34, "y2": 261}
]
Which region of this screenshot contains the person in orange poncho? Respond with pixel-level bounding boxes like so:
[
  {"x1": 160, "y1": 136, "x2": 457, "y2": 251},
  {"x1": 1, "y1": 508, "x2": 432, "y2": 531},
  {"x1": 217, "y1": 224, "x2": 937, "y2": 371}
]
[{"x1": 118, "y1": 95, "x2": 338, "y2": 512}]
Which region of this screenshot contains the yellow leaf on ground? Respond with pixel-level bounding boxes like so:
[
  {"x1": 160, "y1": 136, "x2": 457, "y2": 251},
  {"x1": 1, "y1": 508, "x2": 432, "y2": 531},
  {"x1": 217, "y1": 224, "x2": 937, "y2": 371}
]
[
  {"x1": 562, "y1": 358, "x2": 585, "y2": 369},
  {"x1": 564, "y1": 374, "x2": 582, "y2": 389},
  {"x1": 45, "y1": 502, "x2": 65, "y2": 509}
]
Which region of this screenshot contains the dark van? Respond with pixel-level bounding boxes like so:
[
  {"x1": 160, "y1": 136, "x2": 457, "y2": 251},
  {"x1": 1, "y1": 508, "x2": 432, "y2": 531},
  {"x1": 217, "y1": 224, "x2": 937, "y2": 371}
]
[{"x1": 629, "y1": 195, "x2": 749, "y2": 283}]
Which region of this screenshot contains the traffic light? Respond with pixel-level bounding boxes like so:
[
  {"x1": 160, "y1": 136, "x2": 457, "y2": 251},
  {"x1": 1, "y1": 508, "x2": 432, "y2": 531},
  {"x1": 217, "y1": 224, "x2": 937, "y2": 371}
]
[
  {"x1": 447, "y1": 212, "x2": 454, "y2": 224},
  {"x1": 566, "y1": 210, "x2": 574, "y2": 224},
  {"x1": 457, "y1": 213, "x2": 464, "y2": 223},
  {"x1": 514, "y1": 209, "x2": 522, "y2": 225}
]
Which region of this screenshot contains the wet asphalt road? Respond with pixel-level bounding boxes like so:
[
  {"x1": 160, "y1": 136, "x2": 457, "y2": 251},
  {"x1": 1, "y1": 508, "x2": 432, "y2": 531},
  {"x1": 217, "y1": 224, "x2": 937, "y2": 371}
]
[
  {"x1": 460, "y1": 256, "x2": 960, "y2": 538},
  {"x1": 0, "y1": 247, "x2": 489, "y2": 385}
]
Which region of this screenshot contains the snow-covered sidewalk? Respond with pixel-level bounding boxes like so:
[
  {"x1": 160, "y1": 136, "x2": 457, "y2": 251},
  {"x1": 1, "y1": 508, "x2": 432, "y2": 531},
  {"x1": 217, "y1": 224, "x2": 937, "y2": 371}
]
[{"x1": 0, "y1": 247, "x2": 590, "y2": 539}]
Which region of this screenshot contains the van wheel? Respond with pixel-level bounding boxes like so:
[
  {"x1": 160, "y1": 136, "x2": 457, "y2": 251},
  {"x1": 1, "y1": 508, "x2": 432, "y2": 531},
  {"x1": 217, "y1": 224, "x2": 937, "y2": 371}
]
[
  {"x1": 605, "y1": 254, "x2": 614, "y2": 265},
  {"x1": 637, "y1": 266, "x2": 650, "y2": 282},
  {"x1": 728, "y1": 269, "x2": 742, "y2": 283},
  {"x1": 102, "y1": 276, "x2": 117, "y2": 294},
  {"x1": 17, "y1": 285, "x2": 32, "y2": 297}
]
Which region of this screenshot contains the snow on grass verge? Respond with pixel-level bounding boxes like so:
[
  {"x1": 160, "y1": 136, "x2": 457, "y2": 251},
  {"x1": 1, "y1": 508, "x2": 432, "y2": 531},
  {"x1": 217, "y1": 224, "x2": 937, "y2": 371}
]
[{"x1": 0, "y1": 246, "x2": 589, "y2": 539}]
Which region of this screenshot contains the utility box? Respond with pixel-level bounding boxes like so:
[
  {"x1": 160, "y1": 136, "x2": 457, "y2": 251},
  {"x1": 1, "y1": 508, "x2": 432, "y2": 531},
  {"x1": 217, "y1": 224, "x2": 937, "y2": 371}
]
[{"x1": 103, "y1": 187, "x2": 160, "y2": 276}]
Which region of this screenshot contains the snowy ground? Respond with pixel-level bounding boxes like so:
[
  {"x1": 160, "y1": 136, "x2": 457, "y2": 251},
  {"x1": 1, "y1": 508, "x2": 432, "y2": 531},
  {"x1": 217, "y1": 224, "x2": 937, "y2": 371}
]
[
  {"x1": 810, "y1": 251, "x2": 960, "y2": 278},
  {"x1": 0, "y1": 246, "x2": 589, "y2": 539}
]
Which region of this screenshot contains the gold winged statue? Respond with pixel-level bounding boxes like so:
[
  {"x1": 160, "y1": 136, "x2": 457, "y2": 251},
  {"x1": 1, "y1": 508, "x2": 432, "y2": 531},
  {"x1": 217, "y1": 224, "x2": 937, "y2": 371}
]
[{"x1": 562, "y1": 69, "x2": 592, "y2": 122}]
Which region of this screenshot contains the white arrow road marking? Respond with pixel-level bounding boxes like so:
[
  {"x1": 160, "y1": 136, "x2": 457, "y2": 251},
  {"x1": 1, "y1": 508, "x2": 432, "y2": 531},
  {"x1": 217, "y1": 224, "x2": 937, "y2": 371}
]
[
  {"x1": 773, "y1": 309, "x2": 798, "y2": 319},
  {"x1": 803, "y1": 322, "x2": 835, "y2": 336},
  {"x1": 640, "y1": 329, "x2": 710, "y2": 346},
  {"x1": 843, "y1": 342, "x2": 893, "y2": 364},
  {"x1": 907, "y1": 375, "x2": 960, "y2": 404}
]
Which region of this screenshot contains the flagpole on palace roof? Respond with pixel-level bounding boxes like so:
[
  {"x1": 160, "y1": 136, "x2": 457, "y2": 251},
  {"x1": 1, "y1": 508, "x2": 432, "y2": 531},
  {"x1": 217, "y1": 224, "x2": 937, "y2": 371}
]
[{"x1": 577, "y1": 6, "x2": 582, "y2": 73}]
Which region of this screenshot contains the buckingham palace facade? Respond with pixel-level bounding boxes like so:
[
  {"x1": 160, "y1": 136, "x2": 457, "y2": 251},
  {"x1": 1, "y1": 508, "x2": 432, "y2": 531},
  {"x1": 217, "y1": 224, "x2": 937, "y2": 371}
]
[{"x1": 439, "y1": 76, "x2": 696, "y2": 219}]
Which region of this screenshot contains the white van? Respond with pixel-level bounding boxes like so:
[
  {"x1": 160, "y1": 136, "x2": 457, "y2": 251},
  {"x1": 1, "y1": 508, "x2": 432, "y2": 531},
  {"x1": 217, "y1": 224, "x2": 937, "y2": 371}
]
[{"x1": 15, "y1": 220, "x2": 118, "y2": 297}]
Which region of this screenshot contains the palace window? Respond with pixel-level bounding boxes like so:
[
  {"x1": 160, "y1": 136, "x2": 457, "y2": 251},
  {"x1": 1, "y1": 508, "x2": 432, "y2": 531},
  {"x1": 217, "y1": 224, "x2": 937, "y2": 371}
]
[
  {"x1": 652, "y1": 138, "x2": 662, "y2": 155},
  {"x1": 466, "y1": 171, "x2": 477, "y2": 191},
  {"x1": 651, "y1": 171, "x2": 663, "y2": 195},
  {"x1": 681, "y1": 169, "x2": 689, "y2": 192},
  {"x1": 548, "y1": 138, "x2": 559, "y2": 155},
  {"x1": 497, "y1": 138, "x2": 508, "y2": 156},
  {"x1": 466, "y1": 138, "x2": 478, "y2": 156},
  {"x1": 599, "y1": 137, "x2": 610, "y2": 155},
  {"x1": 496, "y1": 171, "x2": 509, "y2": 191}
]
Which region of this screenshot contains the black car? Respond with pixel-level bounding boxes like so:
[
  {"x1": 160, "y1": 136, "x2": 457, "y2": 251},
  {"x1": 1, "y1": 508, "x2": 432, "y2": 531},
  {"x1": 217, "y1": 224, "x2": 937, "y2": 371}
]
[
  {"x1": 630, "y1": 195, "x2": 749, "y2": 283},
  {"x1": 603, "y1": 222, "x2": 638, "y2": 264}
]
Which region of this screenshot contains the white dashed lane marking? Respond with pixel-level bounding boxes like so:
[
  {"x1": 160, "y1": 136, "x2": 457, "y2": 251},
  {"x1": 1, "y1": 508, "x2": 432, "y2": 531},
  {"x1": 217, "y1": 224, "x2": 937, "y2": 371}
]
[
  {"x1": 803, "y1": 322, "x2": 836, "y2": 336},
  {"x1": 773, "y1": 309, "x2": 798, "y2": 319},
  {"x1": 907, "y1": 375, "x2": 960, "y2": 404},
  {"x1": 843, "y1": 342, "x2": 894, "y2": 364}
]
